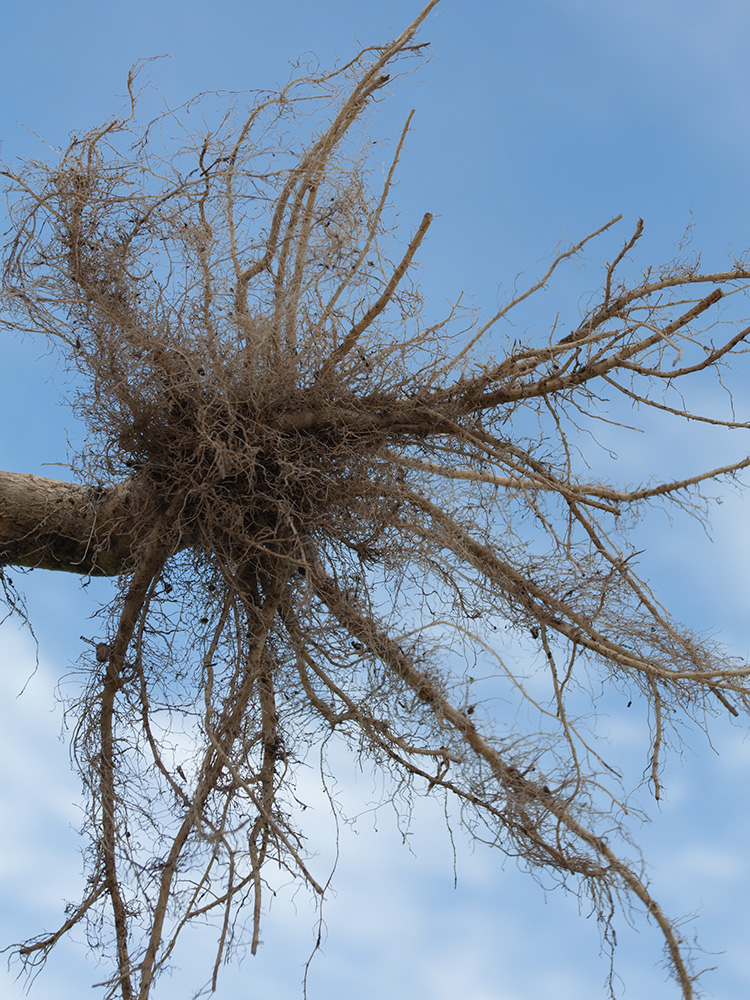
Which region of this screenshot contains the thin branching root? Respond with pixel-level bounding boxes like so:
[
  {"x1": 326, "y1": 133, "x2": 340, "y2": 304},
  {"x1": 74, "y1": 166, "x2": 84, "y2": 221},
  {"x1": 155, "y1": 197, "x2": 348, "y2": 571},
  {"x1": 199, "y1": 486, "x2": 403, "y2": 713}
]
[{"x1": 2, "y1": 3, "x2": 750, "y2": 998}]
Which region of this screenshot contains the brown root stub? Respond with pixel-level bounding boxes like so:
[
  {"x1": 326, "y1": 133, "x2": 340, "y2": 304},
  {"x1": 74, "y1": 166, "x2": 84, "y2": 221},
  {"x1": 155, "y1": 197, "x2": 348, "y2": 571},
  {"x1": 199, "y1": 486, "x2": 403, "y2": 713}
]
[{"x1": 0, "y1": 470, "x2": 157, "y2": 575}]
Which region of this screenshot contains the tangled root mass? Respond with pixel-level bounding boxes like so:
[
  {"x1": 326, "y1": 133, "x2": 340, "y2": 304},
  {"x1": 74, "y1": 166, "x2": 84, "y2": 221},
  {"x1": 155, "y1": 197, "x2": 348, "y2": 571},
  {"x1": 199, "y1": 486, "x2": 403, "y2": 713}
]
[{"x1": 3, "y1": 5, "x2": 750, "y2": 998}]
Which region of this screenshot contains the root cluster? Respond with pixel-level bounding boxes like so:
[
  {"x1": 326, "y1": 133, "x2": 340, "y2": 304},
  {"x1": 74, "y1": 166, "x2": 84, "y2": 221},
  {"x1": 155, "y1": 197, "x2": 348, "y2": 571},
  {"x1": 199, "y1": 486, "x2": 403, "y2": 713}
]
[{"x1": 3, "y1": 4, "x2": 750, "y2": 998}]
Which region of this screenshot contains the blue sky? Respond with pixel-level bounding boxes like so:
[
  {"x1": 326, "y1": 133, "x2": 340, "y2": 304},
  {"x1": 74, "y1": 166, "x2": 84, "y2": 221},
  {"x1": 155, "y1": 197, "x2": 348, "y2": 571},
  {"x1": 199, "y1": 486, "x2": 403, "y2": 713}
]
[{"x1": 2, "y1": 2, "x2": 750, "y2": 998}]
